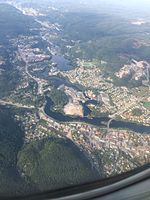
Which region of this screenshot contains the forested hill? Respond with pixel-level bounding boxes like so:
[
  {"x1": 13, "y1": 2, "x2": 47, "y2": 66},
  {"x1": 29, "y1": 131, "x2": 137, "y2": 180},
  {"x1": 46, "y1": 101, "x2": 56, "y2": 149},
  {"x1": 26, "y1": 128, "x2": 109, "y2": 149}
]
[
  {"x1": 0, "y1": 3, "x2": 39, "y2": 98},
  {"x1": 0, "y1": 106, "x2": 33, "y2": 196},
  {"x1": 55, "y1": 11, "x2": 150, "y2": 72},
  {"x1": 0, "y1": 3, "x2": 38, "y2": 42},
  {"x1": 17, "y1": 137, "x2": 101, "y2": 192},
  {"x1": 0, "y1": 106, "x2": 101, "y2": 196}
]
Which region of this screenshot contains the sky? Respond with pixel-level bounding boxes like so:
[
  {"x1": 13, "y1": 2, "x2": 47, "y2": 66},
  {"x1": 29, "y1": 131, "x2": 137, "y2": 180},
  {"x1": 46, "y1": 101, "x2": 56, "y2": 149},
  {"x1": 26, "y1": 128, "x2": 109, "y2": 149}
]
[
  {"x1": 83, "y1": 0, "x2": 150, "y2": 8},
  {"x1": 79, "y1": 0, "x2": 150, "y2": 16},
  {"x1": 7, "y1": 0, "x2": 150, "y2": 16}
]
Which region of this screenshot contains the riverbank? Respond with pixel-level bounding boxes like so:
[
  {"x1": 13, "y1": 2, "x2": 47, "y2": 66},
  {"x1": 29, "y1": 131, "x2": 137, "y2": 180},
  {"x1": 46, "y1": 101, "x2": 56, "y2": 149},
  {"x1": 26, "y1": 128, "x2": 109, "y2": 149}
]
[{"x1": 44, "y1": 96, "x2": 150, "y2": 134}]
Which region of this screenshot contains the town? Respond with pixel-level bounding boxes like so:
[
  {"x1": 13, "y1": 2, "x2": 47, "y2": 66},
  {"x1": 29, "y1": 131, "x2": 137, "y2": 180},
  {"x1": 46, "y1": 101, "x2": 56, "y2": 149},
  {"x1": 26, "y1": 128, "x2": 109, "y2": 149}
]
[{"x1": 0, "y1": 1, "x2": 149, "y2": 179}]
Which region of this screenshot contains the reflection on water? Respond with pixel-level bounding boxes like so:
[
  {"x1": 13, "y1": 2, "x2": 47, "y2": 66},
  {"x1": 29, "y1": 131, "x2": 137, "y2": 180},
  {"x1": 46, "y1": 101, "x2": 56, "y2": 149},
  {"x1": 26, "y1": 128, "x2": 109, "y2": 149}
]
[
  {"x1": 44, "y1": 96, "x2": 150, "y2": 134},
  {"x1": 51, "y1": 55, "x2": 73, "y2": 71},
  {"x1": 34, "y1": 54, "x2": 150, "y2": 134}
]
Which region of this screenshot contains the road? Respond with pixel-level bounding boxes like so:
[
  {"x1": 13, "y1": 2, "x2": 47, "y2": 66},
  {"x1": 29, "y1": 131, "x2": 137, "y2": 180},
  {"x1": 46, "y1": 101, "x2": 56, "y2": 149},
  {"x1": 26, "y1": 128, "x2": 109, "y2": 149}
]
[
  {"x1": 25, "y1": 62, "x2": 42, "y2": 94},
  {"x1": 18, "y1": 49, "x2": 42, "y2": 95},
  {"x1": 144, "y1": 64, "x2": 150, "y2": 91},
  {"x1": 0, "y1": 99, "x2": 34, "y2": 109}
]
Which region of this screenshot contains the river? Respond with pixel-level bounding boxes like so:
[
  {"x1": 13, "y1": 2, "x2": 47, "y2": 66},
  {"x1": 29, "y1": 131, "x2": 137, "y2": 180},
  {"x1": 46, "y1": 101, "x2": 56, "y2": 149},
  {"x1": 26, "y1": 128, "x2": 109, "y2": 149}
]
[
  {"x1": 44, "y1": 96, "x2": 150, "y2": 134},
  {"x1": 39, "y1": 54, "x2": 150, "y2": 134},
  {"x1": 51, "y1": 55, "x2": 72, "y2": 71}
]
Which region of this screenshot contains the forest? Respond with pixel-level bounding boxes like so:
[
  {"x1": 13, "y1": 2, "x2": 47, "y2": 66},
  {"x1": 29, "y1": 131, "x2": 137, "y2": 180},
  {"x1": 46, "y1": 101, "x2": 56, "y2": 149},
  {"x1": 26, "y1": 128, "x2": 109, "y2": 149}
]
[
  {"x1": 18, "y1": 137, "x2": 100, "y2": 191},
  {"x1": 0, "y1": 3, "x2": 37, "y2": 42},
  {"x1": 0, "y1": 106, "x2": 100, "y2": 196},
  {"x1": 0, "y1": 106, "x2": 33, "y2": 196},
  {"x1": 48, "y1": 88, "x2": 69, "y2": 112},
  {"x1": 51, "y1": 11, "x2": 150, "y2": 75}
]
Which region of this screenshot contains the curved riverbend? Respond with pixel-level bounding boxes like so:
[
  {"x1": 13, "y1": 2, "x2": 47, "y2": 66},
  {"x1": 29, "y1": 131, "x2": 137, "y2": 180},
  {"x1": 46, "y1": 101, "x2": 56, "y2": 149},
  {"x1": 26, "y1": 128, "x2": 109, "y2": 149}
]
[{"x1": 44, "y1": 96, "x2": 150, "y2": 134}]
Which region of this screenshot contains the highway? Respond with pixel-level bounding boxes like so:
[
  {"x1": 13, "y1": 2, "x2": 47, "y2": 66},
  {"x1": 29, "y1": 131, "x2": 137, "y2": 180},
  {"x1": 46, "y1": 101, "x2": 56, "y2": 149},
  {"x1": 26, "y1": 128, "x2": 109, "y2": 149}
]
[{"x1": 0, "y1": 99, "x2": 34, "y2": 109}]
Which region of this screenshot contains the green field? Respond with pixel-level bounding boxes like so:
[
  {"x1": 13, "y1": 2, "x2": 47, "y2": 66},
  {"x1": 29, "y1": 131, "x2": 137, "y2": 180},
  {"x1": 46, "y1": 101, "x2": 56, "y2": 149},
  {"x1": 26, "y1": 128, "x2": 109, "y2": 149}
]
[{"x1": 143, "y1": 102, "x2": 150, "y2": 108}]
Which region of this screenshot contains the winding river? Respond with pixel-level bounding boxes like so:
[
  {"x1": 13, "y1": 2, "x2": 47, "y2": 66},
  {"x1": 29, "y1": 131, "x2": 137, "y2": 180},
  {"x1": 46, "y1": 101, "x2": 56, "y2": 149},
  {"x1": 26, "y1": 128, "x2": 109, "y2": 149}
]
[
  {"x1": 44, "y1": 96, "x2": 150, "y2": 134},
  {"x1": 41, "y1": 54, "x2": 150, "y2": 134}
]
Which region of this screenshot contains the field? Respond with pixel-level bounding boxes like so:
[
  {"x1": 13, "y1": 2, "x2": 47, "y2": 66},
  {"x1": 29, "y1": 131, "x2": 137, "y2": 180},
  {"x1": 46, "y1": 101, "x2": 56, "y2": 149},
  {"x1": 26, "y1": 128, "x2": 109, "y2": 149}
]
[{"x1": 143, "y1": 102, "x2": 150, "y2": 109}]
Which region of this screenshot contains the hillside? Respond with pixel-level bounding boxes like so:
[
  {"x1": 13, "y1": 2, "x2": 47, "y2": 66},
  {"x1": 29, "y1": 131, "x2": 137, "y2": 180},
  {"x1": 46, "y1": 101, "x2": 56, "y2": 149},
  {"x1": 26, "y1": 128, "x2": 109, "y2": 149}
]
[
  {"x1": 0, "y1": 3, "x2": 39, "y2": 98},
  {"x1": 17, "y1": 137, "x2": 100, "y2": 191},
  {"x1": 0, "y1": 3, "x2": 37, "y2": 42},
  {"x1": 0, "y1": 106, "x2": 34, "y2": 196},
  {"x1": 52, "y1": 12, "x2": 150, "y2": 74},
  {"x1": 0, "y1": 106, "x2": 101, "y2": 196}
]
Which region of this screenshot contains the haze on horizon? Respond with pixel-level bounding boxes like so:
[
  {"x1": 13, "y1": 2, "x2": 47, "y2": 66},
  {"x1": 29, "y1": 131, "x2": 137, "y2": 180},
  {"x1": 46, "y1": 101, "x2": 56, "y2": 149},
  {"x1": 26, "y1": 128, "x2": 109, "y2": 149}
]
[{"x1": 51, "y1": 0, "x2": 150, "y2": 15}]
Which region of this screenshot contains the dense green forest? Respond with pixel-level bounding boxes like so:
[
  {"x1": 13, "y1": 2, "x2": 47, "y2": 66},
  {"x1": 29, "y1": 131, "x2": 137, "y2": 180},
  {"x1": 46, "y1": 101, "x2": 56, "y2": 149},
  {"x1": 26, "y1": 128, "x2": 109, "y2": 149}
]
[
  {"x1": 0, "y1": 4, "x2": 39, "y2": 98},
  {"x1": 42, "y1": 11, "x2": 150, "y2": 88},
  {"x1": 0, "y1": 106, "x2": 34, "y2": 196},
  {"x1": 0, "y1": 4, "x2": 37, "y2": 42},
  {"x1": 48, "y1": 88, "x2": 69, "y2": 112},
  {"x1": 17, "y1": 137, "x2": 100, "y2": 191},
  {"x1": 51, "y1": 12, "x2": 150, "y2": 73},
  {"x1": 0, "y1": 106, "x2": 100, "y2": 196}
]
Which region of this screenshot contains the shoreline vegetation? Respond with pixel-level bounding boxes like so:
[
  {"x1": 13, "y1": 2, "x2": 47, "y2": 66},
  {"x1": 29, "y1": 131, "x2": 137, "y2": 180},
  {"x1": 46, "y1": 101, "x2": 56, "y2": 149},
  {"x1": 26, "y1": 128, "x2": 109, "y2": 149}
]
[{"x1": 44, "y1": 96, "x2": 150, "y2": 134}]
